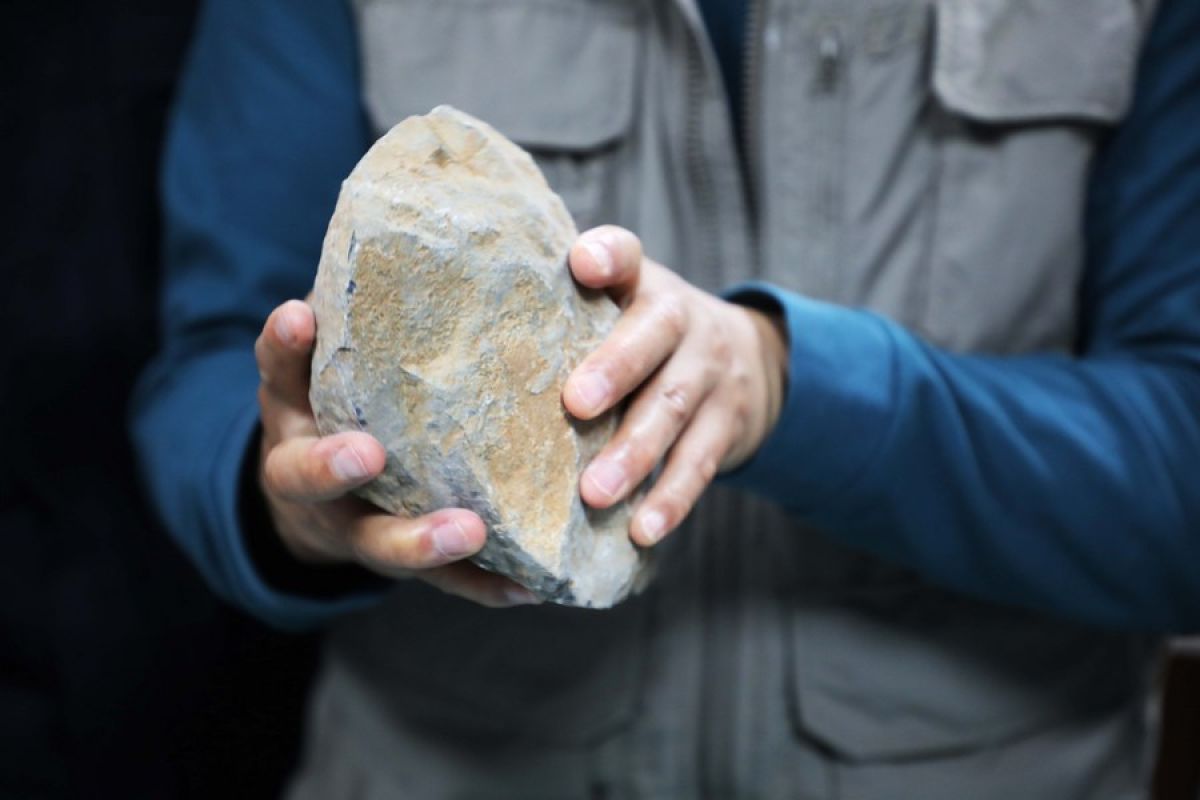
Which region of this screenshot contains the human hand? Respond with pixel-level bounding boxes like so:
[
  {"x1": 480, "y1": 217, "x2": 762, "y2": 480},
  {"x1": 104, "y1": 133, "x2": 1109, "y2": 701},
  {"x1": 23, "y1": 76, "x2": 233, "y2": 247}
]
[
  {"x1": 563, "y1": 227, "x2": 789, "y2": 547},
  {"x1": 253, "y1": 300, "x2": 540, "y2": 606}
]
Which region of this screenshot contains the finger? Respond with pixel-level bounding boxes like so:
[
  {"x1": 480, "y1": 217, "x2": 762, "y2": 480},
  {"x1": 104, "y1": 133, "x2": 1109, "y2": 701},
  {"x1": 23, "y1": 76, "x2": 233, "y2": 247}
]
[
  {"x1": 569, "y1": 226, "x2": 643, "y2": 303},
  {"x1": 263, "y1": 431, "x2": 387, "y2": 503},
  {"x1": 255, "y1": 300, "x2": 317, "y2": 410},
  {"x1": 418, "y1": 562, "x2": 544, "y2": 608},
  {"x1": 563, "y1": 290, "x2": 689, "y2": 420},
  {"x1": 344, "y1": 507, "x2": 489, "y2": 572},
  {"x1": 579, "y1": 347, "x2": 719, "y2": 508},
  {"x1": 257, "y1": 382, "x2": 320, "y2": 443},
  {"x1": 629, "y1": 401, "x2": 734, "y2": 547}
]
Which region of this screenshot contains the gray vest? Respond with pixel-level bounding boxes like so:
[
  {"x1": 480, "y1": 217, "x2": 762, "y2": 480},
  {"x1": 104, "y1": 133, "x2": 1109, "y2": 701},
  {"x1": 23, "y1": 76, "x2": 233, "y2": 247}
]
[{"x1": 290, "y1": 1, "x2": 1161, "y2": 797}]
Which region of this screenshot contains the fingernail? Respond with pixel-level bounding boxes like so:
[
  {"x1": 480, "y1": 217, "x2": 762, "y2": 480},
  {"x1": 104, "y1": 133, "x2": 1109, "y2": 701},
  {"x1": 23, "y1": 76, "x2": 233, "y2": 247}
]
[
  {"x1": 274, "y1": 314, "x2": 295, "y2": 346},
  {"x1": 432, "y1": 520, "x2": 475, "y2": 558},
  {"x1": 583, "y1": 239, "x2": 612, "y2": 277},
  {"x1": 504, "y1": 586, "x2": 543, "y2": 606},
  {"x1": 639, "y1": 509, "x2": 667, "y2": 544},
  {"x1": 585, "y1": 459, "x2": 627, "y2": 500},
  {"x1": 330, "y1": 447, "x2": 370, "y2": 481},
  {"x1": 571, "y1": 371, "x2": 610, "y2": 415}
]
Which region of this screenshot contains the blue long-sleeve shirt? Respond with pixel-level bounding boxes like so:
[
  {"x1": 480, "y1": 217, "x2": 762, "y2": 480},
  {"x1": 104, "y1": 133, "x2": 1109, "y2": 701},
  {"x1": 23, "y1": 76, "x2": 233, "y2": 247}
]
[{"x1": 132, "y1": 0, "x2": 1200, "y2": 632}]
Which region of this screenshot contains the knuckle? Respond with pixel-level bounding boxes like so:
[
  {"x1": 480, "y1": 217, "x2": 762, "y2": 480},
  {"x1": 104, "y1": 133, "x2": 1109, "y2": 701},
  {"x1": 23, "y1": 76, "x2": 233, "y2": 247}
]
[
  {"x1": 302, "y1": 448, "x2": 332, "y2": 492},
  {"x1": 659, "y1": 381, "x2": 693, "y2": 426},
  {"x1": 619, "y1": 437, "x2": 660, "y2": 478},
  {"x1": 694, "y1": 453, "x2": 720, "y2": 485},
  {"x1": 653, "y1": 293, "x2": 689, "y2": 338},
  {"x1": 392, "y1": 523, "x2": 442, "y2": 569},
  {"x1": 727, "y1": 362, "x2": 753, "y2": 396},
  {"x1": 729, "y1": 396, "x2": 753, "y2": 431},
  {"x1": 710, "y1": 334, "x2": 733, "y2": 365},
  {"x1": 651, "y1": 488, "x2": 687, "y2": 528},
  {"x1": 348, "y1": 522, "x2": 402, "y2": 569}
]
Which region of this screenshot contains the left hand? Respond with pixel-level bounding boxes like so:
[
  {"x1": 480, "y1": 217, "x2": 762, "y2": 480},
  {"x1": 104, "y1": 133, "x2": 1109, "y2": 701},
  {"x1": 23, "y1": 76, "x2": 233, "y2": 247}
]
[{"x1": 563, "y1": 226, "x2": 789, "y2": 547}]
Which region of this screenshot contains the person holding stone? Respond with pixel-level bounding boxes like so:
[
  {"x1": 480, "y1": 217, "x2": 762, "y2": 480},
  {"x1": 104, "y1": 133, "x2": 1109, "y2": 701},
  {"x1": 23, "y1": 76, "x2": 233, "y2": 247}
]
[{"x1": 134, "y1": 0, "x2": 1200, "y2": 796}]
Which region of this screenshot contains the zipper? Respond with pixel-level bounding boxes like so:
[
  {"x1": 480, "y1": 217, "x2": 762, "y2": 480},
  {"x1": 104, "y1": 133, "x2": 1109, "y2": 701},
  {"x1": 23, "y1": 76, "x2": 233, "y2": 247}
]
[
  {"x1": 814, "y1": 21, "x2": 845, "y2": 299},
  {"x1": 817, "y1": 25, "x2": 843, "y2": 92},
  {"x1": 683, "y1": 20, "x2": 721, "y2": 289},
  {"x1": 740, "y1": 0, "x2": 764, "y2": 232}
]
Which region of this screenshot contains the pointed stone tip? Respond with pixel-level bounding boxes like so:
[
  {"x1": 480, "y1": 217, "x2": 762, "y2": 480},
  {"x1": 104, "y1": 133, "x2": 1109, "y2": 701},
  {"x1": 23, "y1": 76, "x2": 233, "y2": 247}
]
[{"x1": 427, "y1": 104, "x2": 483, "y2": 130}]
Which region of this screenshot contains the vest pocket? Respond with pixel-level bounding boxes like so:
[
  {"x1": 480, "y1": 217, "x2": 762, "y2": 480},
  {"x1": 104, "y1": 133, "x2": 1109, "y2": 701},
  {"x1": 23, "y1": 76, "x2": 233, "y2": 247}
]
[
  {"x1": 922, "y1": 0, "x2": 1147, "y2": 352},
  {"x1": 783, "y1": 560, "x2": 1151, "y2": 761},
  {"x1": 355, "y1": 0, "x2": 642, "y2": 233},
  {"x1": 932, "y1": 0, "x2": 1144, "y2": 126},
  {"x1": 332, "y1": 581, "x2": 654, "y2": 746}
]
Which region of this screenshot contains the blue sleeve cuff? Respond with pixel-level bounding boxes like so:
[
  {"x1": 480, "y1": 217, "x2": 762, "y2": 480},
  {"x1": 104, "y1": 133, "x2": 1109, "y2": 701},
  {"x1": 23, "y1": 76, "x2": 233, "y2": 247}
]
[{"x1": 718, "y1": 282, "x2": 900, "y2": 514}]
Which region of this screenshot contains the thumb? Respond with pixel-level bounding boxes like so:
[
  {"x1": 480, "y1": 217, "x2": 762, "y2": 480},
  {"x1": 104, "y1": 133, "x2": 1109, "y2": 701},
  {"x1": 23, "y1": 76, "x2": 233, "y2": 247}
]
[{"x1": 569, "y1": 225, "x2": 643, "y2": 307}]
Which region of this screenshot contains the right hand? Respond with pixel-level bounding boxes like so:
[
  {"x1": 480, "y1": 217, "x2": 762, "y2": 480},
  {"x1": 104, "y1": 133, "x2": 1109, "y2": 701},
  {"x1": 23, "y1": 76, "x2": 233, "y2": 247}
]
[{"x1": 253, "y1": 299, "x2": 541, "y2": 607}]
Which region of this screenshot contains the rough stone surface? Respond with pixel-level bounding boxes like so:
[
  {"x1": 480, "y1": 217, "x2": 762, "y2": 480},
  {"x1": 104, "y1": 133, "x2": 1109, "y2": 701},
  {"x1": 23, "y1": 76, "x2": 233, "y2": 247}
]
[{"x1": 309, "y1": 106, "x2": 650, "y2": 607}]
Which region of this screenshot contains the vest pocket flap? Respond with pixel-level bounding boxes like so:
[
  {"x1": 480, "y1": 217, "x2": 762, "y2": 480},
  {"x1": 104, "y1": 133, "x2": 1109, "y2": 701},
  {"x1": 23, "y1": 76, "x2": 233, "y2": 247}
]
[
  {"x1": 357, "y1": 0, "x2": 640, "y2": 150},
  {"x1": 932, "y1": 0, "x2": 1146, "y2": 125}
]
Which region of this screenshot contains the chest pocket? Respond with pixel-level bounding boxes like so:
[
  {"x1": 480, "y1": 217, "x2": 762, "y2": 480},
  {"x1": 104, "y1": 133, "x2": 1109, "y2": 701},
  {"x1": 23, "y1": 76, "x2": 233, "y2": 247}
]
[
  {"x1": 331, "y1": 581, "x2": 654, "y2": 747},
  {"x1": 921, "y1": 0, "x2": 1149, "y2": 353},
  {"x1": 785, "y1": 552, "x2": 1153, "y2": 765},
  {"x1": 354, "y1": 0, "x2": 642, "y2": 234}
]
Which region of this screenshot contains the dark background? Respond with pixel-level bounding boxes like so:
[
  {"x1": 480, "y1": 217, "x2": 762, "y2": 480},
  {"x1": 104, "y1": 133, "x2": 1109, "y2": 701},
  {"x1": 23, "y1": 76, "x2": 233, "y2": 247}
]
[
  {"x1": 0, "y1": 3, "x2": 318, "y2": 797},
  {"x1": 0, "y1": 2, "x2": 1195, "y2": 799}
]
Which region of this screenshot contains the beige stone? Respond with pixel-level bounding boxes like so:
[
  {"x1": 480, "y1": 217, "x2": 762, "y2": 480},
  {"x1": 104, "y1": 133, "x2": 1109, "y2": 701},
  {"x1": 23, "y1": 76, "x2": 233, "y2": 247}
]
[{"x1": 309, "y1": 106, "x2": 650, "y2": 607}]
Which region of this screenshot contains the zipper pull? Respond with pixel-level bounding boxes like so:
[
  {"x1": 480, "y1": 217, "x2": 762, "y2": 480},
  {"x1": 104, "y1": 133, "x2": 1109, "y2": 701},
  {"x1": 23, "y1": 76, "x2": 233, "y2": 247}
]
[{"x1": 817, "y1": 27, "x2": 843, "y2": 91}]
